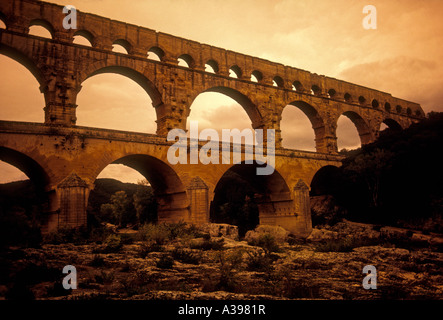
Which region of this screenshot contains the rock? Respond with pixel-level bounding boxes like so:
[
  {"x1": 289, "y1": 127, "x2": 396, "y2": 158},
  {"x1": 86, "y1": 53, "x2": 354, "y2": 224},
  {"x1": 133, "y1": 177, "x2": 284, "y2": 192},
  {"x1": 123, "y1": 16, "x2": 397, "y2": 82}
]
[
  {"x1": 201, "y1": 223, "x2": 239, "y2": 240},
  {"x1": 310, "y1": 195, "x2": 346, "y2": 225},
  {"x1": 244, "y1": 225, "x2": 290, "y2": 243},
  {"x1": 306, "y1": 228, "x2": 339, "y2": 242}
]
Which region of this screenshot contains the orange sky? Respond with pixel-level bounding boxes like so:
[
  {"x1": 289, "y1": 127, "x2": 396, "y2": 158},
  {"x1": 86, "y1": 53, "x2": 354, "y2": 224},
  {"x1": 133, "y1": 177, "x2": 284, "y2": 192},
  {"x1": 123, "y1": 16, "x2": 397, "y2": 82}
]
[{"x1": 1, "y1": 0, "x2": 442, "y2": 183}]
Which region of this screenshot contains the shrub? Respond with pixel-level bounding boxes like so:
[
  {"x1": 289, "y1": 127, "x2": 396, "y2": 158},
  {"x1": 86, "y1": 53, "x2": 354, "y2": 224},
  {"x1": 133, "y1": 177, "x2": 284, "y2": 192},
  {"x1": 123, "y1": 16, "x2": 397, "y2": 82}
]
[
  {"x1": 171, "y1": 248, "x2": 201, "y2": 265},
  {"x1": 245, "y1": 250, "x2": 273, "y2": 272},
  {"x1": 137, "y1": 242, "x2": 163, "y2": 258},
  {"x1": 189, "y1": 237, "x2": 224, "y2": 251},
  {"x1": 156, "y1": 255, "x2": 174, "y2": 269},
  {"x1": 137, "y1": 223, "x2": 169, "y2": 244},
  {"x1": 89, "y1": 254, "x2": 106, "y2": 267},
  {"x1": 248, "y1": 233, "x2": 282, "y2": 253},
  {"x1": 94, "y1": 270, "x2": 115, "y2": 285},
  {"x1": 102, "y1": 234, "x2": 122, "y2": 253}
]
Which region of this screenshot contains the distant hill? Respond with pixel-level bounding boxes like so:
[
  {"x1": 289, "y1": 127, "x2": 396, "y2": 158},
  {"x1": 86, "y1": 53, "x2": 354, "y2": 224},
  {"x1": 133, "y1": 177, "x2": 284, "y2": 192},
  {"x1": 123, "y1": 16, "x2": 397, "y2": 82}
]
[{"x1": 87, "y1": 178, "x2": 152, "y2": 215}]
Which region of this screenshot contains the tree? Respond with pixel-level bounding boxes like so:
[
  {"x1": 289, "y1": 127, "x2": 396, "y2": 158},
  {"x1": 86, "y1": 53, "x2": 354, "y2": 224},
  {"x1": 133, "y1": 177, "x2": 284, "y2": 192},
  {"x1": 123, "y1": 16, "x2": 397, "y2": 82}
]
[
  {"x1": 345, "y1": 148, "x2": 393, "y2": 209},
  {"x1": 100, "y1": 190, "x2": 133, "y2": 227},
  {"x1": 133, "y1": 179, "x2": 157, "y2": 225}
]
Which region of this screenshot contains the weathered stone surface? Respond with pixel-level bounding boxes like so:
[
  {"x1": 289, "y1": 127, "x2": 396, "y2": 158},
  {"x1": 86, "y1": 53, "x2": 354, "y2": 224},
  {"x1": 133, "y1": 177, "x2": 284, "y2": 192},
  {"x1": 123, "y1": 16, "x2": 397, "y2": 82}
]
[
  {"x1": 244, "y1": 225, "x2": 290, "y2": 243},
  {"x1": 201, "y1": 223, "x2": 239, "y2": 240}
]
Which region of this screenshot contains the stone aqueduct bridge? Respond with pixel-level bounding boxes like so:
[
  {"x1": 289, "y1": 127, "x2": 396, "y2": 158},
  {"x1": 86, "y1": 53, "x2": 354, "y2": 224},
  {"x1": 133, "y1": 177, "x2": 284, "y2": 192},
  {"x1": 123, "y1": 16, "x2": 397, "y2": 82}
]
[{"x1": 0, "y1": 0, "x2": 424, "y2": 236}]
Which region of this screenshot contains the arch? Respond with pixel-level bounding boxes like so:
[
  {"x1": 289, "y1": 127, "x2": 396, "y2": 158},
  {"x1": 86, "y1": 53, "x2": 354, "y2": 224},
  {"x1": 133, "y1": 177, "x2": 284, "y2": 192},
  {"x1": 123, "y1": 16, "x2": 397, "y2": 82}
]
[
  {"x1": 73, "y1": 30, "x2": 94, "y2": 46},
  {"x1": 205, "y1": 59, "x2": 219, "y2": 73},
  {"x1": 358, "y1": 96, "x2": 366, "y2": 105},
  {"x1": 406, "y1": 107, "x2": 412, "y2": 116},
  {"x1": 251, "y1": 70, "x2": 263, "y2": 82},
  {"x1": 273, "y1": 76, "x2": 284, "y2": 88},
  {"x1": 381, "y1": 118, "x2": 402, "y2": 131},
  {"x1": 344, "y1": 92, "x2": 352, "y2": 102},
  {"x1": 0, "y1": 147, "x2": 49, "y2": 189},
  {"x1": 178, "y1": 54, "x2": 194, "y2": 68},
  {"x1": 91, "y1": 153, "x2": 188, "y2": 223},
  {"x1": 292, "y1": 80, "x2": 304, "y2": 92},
  {"x1": 283, "y1": 100, "x2": 325, "y2": 152},
  {"x1": 338, "y1": 111, "x2": 372, "y2": 146},
  {"x1": 0, "y1": 13, "x2": 6, "y2": 29},
  {"x1": 112, "y1": 39, "x2": 132, "y2": 54},
  {"x1": 372, "y1": 99, "x2": 379, "y2": 108},
  {"x1": 0, "y1": 43, "x2": 46, "y2": 89},
  {"x1": 311, "y1": 85, "x2": 321, "y2": 96},
  {"x1": 396, "y1": 105, "x2": 402, "y2": 113},
  {"x1": 198, "y1": 86, "x2": 263, "y2": 128},
  {"x1": 210, "y1": 161, "x2": 291, "y2": 236},
  {"x1": 310, "y1": 165, "x2": 340, "y2": 196},
  {"x1": 147, "y1": 46, "x2": 164, "y2": 61},
  {"x1": 229, "y1": 65, "x2": 242, "y2": 78},
  {"x1": 384, "y1": 102, "x2": 391, "y2": 112},
  {"x1": 327, "y1": 89, "x2": 336, "y2": 98},
  {"x1": 82, "y1": 65, "x2": 163, "y2": 108},
  {"x1": 29, "y1": 19, "x2": 54, "y2": 38}
]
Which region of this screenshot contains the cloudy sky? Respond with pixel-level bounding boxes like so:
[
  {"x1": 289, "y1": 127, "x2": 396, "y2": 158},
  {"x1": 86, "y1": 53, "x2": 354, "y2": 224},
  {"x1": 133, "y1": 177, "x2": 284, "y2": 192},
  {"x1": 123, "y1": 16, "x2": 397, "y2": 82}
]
[{"x1": 1, "y1": 0, "x2": 442, "y2": 183}]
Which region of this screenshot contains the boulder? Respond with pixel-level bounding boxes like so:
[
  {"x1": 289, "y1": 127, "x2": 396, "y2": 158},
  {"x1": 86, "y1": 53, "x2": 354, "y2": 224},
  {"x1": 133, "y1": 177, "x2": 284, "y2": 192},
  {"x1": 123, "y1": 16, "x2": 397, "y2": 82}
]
[
  {"x1": 244, "y1": 225, "x2": 290, "y2": 243},
  {"x1": 201, "y1": 223, "x2": 239, "y2": 240},
  {"x1": 306, "y1": 228, "x2": 339, "y2": 242}
]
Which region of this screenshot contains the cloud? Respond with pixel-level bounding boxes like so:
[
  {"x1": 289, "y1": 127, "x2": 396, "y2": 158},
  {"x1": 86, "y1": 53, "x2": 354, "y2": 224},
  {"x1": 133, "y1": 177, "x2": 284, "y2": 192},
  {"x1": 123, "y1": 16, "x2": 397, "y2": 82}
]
[{"x1": 338, "y1": 56, "x2": 443, "y2": 113}]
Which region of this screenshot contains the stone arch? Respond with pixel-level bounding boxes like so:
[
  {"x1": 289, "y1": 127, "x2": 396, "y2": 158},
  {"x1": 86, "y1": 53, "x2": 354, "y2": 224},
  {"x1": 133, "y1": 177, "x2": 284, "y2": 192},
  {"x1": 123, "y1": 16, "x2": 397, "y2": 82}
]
[
  {"x1": 381, "y1": 118, "x2": 403, "y2": 131},
  {"x1": 310, "y1": 164, "x2": 340, "y2": 196},
  {"x1": 0, "y1": 43, "x2": 47, "y2": 92},
  {"x1": 73, "y1": 29, "x2": 94, "y2": 46},
  {"x1": 191, "y1": 86, "x2": 263, "y2": 129},
  {"x1": 177, "y1": 53, "x2": 195, "y2": 68},
  {"x1": 229, "y1": 65, "x2": 242, "y2": 78},
  {"x1": 251, "y1": 70, "x2": 263, "y2": 82},
  {"x1": 282, "y1": 100, "x2": 326, "y2": 152},
  {"x1": 112, "y1": 38, "x2": 132, "y2": 54},
  {"x1": 78, "y1": 63, "x2": 164, "y2": 128},
  {"x1": 337, "y1": 110, "x2": 373, "y2": 145},
  {"x1": 29, "y1": 19, "x2": 55, "y2": 38},
  {"x1": 0, "y1": 11, "x2": 7, "y2": 28},
  {"x1": 205, "y1": 59, "x2": 219, "y2": 73},
  {"x1": 210, "y1": 160, "x2": 292, "y2": 236},
  {"x1": 273, "y1": 76, "x2": 284, "y2": 88},
  {"x1": 0, "y1": 146, "x2": 50, "y2": 189},
  {"x1": 91, "y1": 153, "x2": 189, "y2": 223},
  {"x1": 148, "y1": 46, "x2": 165, "y2": 61}
]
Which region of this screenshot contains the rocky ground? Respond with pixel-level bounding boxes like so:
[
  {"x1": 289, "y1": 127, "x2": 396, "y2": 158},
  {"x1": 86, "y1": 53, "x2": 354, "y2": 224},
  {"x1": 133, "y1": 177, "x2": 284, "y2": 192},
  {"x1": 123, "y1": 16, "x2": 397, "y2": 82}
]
[{"x1": 1, "y1": 220, "x2": 442, "y2": 300}]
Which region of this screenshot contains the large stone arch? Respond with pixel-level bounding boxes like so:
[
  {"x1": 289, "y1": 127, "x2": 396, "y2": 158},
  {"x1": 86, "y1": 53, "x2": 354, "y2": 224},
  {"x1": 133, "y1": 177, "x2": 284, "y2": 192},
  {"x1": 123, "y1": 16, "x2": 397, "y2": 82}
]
[
  {"x1": 337, "y1": 110, "x2": 374, "y2": 146},
  {"x1": 188, "y1": 86, "x2": 264, "y2": 130},
  {"x1": 381, "y1": 117, "x2": 403, "y2": 131},
  {"x1": 0, "y1": 146, "x2": 57, "y2": 230},
  {"x1": 0, "y1": 146, "x2": 49, "y2": 189},
  {"x1": 281, "y1": 100, "x2": 326, "y2": 152},
  {"x1": 0, "y1": 43, "x2": 47, "y2": 91},
  {"x1": 91, "y1": 153, "x2": 189, "y2": 223},
  {"x1": 77, "y1": 62, "x2": 164, "y2": 132},
  {"x1": 209, "y1": 160, "x2": 309, "y2": 235}
]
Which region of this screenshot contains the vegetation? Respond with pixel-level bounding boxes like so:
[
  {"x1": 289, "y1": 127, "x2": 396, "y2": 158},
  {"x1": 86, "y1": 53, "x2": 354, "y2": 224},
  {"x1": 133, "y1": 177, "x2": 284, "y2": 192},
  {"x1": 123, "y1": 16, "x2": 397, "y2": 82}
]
[{"x1": 313, "y1": 112, "x2": 443, "y2": 232}]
